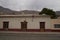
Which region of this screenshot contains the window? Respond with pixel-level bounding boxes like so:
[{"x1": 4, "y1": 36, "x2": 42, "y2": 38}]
[{"x1": 54, "y1": 24, "x2": 60, "y2": 28}]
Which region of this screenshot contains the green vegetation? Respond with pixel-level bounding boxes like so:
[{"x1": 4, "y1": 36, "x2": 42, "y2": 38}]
[{"x1": 39, "y1": 8, "x2": 57, "y2": 19}]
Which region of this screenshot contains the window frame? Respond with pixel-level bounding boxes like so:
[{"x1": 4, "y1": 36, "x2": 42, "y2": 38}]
[{"x1": 54, "y1": 24, "x2": 60, "y2": 28}]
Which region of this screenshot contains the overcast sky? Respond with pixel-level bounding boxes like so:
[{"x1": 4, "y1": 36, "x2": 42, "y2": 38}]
[{"x1": 0, "y1": 0, "x2": 60, "y2": 11}]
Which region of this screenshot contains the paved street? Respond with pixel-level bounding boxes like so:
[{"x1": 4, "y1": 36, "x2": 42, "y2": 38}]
[{"x1": 0, "y1": 32, "x2": 60, "y2": 40}]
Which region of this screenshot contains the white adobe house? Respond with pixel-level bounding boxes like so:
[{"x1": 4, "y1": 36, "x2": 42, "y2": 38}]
[
  {"x1": 0, "y1": 10, "x2": 52, "y2": 32},
  {"x1": 0, "y1": 10, "x2": 60, "y2": 32}
]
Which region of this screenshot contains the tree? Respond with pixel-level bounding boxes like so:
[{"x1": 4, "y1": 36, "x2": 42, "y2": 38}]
[{"x1": 39, "y1": 8, "x2": 57, "y2": 18}]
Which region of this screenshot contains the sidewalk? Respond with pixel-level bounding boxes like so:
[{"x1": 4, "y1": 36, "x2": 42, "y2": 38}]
[{"x1": 0, "y1": 31, "x2": 60, "y2": 34}]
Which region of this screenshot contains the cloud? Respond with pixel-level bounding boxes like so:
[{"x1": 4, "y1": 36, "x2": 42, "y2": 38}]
[{"x1": 0, "y1": 0, "x2": 60, "y2": 11}]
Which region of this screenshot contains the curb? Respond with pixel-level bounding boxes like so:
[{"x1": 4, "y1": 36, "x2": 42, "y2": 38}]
[{"x1": 0, "y1": 31, "x2": 60, "y2": 34}]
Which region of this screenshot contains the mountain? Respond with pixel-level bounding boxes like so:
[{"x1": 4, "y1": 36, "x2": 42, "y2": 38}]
[
  {"x1": 0, "y1": 6, "x2": 15, "y2": 15},
  {"x1": 0, "y1": 6, "x2": 39, "y2": 15},
  {"x1": 0, "y1": 6, "x2": 60, "y2": 16},
  {"x1": 56, "y1": 11, "x2": 60, "y2": 16},
  {"x1": 20, "y1": 10, "x2": 39, "y2": 14}
]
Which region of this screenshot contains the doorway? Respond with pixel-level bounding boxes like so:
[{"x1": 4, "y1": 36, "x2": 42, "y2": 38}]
[
  {"x1": 21, "y1": 21, "x2": 27, "y2": 31},
  {"x1": 40, "y1": 22, "x2": 45, "y2": 32},
  {"x1": 3, "y1": 22, "x2": 9, "y2": 30}
]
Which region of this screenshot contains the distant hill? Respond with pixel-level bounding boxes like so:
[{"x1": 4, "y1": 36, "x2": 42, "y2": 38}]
[
  {"x1": 0, "y1": 6, "x2": 15, "y2": 15},
  {"x1": 20, "y1": 10, "x2": 39, "y2": 14},
  {"x1": 0, "y1": 6, "x2": 60, "y2": 15},
  {"x1": 0, "y1": 6, "x2": 12, "y2": 12},
  {"x1": 56, "y1": 11, "x2": 60, "y2": 16}
]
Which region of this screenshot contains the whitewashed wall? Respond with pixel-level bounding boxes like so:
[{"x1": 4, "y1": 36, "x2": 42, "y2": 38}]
[{"x1": 0, "y1": 16, "x2": 51, "y2": 29}]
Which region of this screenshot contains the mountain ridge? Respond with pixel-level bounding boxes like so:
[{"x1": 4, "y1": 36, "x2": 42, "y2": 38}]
[{"x1": 0, "y1": 6, "x2": 60, "y2": 15}]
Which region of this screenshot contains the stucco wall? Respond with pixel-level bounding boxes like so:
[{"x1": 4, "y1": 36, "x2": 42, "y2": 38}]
[
  {"x1": 51, "y1": 18, "x2": 60, "y2": 30},
  {"x1": 0, "y1": 16, "x2": 51, "y2": 29}
]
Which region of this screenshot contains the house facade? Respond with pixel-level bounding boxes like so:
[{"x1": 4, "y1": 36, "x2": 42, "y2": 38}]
[{"x1": 0, "y1": 10, "x2": 60, "y2": 32}]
